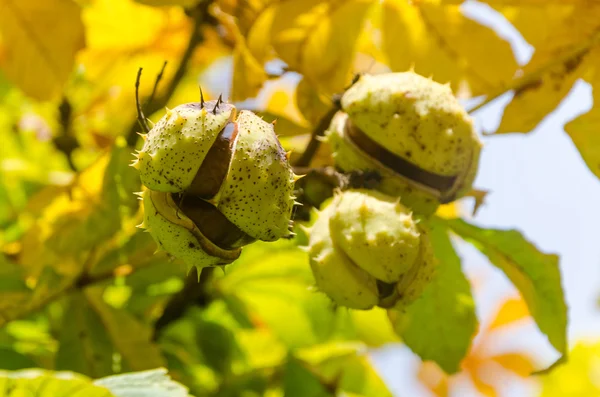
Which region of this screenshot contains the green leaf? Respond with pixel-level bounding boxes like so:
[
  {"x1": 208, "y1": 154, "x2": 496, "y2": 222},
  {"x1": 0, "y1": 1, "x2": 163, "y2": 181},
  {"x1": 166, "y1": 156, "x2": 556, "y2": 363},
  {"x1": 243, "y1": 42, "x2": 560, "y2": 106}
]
[
  {"x1": 444, "y1": 217, "x2": 568, "y2": 366},
  {"x1": 94, "y1": 368, "x2": 191, "y2": 397},
  {"x1": 85, "y1": 286, "x2": 166, "y2": 372},
  {"x1": 0, "y1": 369, "x2": 112, "y2": 396},
  {"x1": 283, "y1": 356, "x2": 332, "y2": 397},
  {"x1": 0, "y1": 368, "x2": 191, "y2": 397},
  {"x1": 389, "y1": 218, "x2": 477, "y2": 374},
  {"x1": 55, "y1": 291, "x2": 114, "y2": 378},
  {"x1": 218, "y1": 240, "x2": 349, "y2": 348},
  {"x1": 0, "y1": 347, "x2": 37, "y2": 370},
  {"x1": 296, "y1": 343, "x2": 393, "y2": 397}
]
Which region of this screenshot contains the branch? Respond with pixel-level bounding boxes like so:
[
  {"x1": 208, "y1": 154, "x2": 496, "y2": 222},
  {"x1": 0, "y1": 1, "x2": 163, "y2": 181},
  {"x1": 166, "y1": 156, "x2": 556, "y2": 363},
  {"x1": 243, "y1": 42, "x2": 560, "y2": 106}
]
[
  {"x1": 293, "y1": 105, "x2": 339, "y2": 167},
  {"x1": 135, "y1": 68, "x2": 151, "y2": 134},
  {"x1": 53, "y1": 97, "x2": 78, "y2": 171},
  {"x1": 0, "y1": 258, "x2": 156, "y2": 329},
  {"x1": 126, "y1": 2, "x2": 214, "y2": 147},
  {"x1": 152, "y1": 266, "x2": 215, "y2": 340}
]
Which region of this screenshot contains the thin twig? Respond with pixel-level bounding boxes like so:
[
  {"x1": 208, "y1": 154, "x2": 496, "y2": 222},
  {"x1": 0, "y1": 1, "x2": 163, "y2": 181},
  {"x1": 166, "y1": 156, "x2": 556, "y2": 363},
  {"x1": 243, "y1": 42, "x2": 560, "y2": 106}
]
[
  {"x1": 293, "y1": 106, "x2": 340, "y2": 167},
  {"x1": 152, "y1": 266, "x2": 215, "y2": 340},
  {"x1": 0, "y1": 258, "x2": 157, "y2": 329},
  {"x1": 145, "y1": 61, "x2": 168, "y2": 113},
  {"x1": 135, "y1": 68, "x2": 151, "y2": 134},
  {"x1": 126, "y1": 3, "x2": 212, "y2": 147}
]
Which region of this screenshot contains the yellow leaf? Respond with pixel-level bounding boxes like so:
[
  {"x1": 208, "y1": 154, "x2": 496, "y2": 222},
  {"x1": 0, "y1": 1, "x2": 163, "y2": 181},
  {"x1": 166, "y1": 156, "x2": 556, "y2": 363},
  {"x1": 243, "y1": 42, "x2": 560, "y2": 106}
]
[
  {"x1": 565, "y1": 62, "x2": 600, "y2": 180},
  {"x1": 297, "y1": 0, "x2": 374, "y2": 94},
  {"x1": 242, "y1": 0, "x2": 374, "y2": 95},
  {"x1": 471, "y1": 375, "x2": 498, "y2": 397},
  {"x1": 381, "y1": 0, "x2": 518, "y2": 97},
  {"x1": 0, "y1": 0, "x2": 85, "y2": 100},
  {"x1": 417, "y1": 362, "x2": 449, "y2": 397},
  {"x1": 540, "y1": 342, "x2": 600, "y2": 397},
  {"x1": 481, "y1": 0, "x2": 591, "y2": 6},
  {"x1": 295, "y1": 77, "x2": 331, "y2": 126},
  {"x1": 487, "y1": 297, "x2": 530, "y2": 331},
  {"x1": 350, "y1": 308, "x2": 400, "y2": 347},
  {"x1": 135, "y1": 0, "x2": 201, "y2": 6},
  {"x1": 487, "y1": 3, "x2": 575, "y2": 50},
  {"x1": 435, "y1": 202, "x2": 461, "y2": 219},
  {"x1": 491, "y1": 353, "x2": 535, "y2": 377},
  {"x1": 82, "y1": 0, "x2": 187, "y2": 52},
  {"x1": 231, "y1": 33, "x2": 268, "y2": 101},
  {"x1": 493, "y1": 7, "x2": 600, "y2": 134}
]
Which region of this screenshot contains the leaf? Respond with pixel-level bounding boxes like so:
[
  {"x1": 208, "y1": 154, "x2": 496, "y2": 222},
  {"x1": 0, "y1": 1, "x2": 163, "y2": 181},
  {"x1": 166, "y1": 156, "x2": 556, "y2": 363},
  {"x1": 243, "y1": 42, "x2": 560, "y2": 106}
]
[
  {"x1": 0, "y1": 0, "x2": 85, "y2": 100},
  {"x1": 564, "y1": 77, "x2": 600, "y2": 180},
  {"x1": 295, "y1": 77, "x2": 331, "y2": 126},
  {"x1": 0, "y1": 368, "x2": 190, "y2": 397},
  {"x1": 0, "y1": 348, "x2": 37, "y2": 370},
  {"x1": 85, "y1": 286, "x2": 166, "y2": 372},
  {"x1": 389, "y1": 218, "x2": 477, "y2": 374},
  {"x1": 236, "y1": 0, "x2": 374, "y2": 95},
  {"x1": 283, "y1": 356, "x2": 332, "y2": 397},
  {"x1": 381, "y1": 0, "x2": 518, "y2": 96},
  {"x1": 19, "y1": 145, "x2": 140, "y2": 279},
  {"x1": 444, "y1": 217, "x2": 568, "y2": 365},
  {"x1": 135, "y1": 0, "x2": 201, "y2": 6},
  {"x1": 349, "y1": 308, "x2": 400, "y2": 347},
  {"x1": 217, "y1": 240, "x2": 349, "y2": 348},
  {"x1": 491, "y1": 353, "x2": 535, "y2": 377},
  {"x1": 94, "y1": 368, "x2": 191, "y2": 397},
  {"x1": 539, "y1": 342, "x2": 600, "y2": 397},
  {"x1": 230, "y1": 28, "x2": 268, "y2": 101},
  {"x1": 55, "y1": 291, "x2": 115, "y2": 378},
  {"x1": 305, "y1": 350, "x2": 394, "y2": 397},
  {"x1": 0, "y1": 369, "x2": 112, "y2": 396},
  {"x1": 487, "y1": 297, "x2": 530, "y2": 331},
  {"x1": 490, "y1": 4, "x2": 600, "y2": 134}
]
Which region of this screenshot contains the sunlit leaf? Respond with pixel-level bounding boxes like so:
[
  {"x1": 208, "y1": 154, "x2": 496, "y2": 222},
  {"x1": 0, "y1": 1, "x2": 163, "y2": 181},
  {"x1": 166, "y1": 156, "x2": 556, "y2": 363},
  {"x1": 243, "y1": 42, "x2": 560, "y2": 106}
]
[
  {"x1": 445, "y1": 217, "x2": 568, "y2": 367},
  {"x1": 487, "y1": 297, "x2": 530, "y2": 331},
  {"x1": 135, "y1": 0, "x2": 201, "y2": 6},
  {"x1": 540, "y1": 342, "x2": 600, "y2": 397},
  {"x1": 55, "y1": 291, "x2": 113, "y2": 378},
  {"x1": 381, "y1": 0, "x2": 518, "y2": 96},
  {"x1": 283, "y1": 356, "x2": 332, "y2": 397},
  {"x1": 349, "y1": 308, "x2": 400, "y2": 348},
  {"x1": 0, "y1": 369, "x2": 111, "y2": 396},
  {"x1": 94, "y1": 368, "x2": 191, "y2": 397},
  {"x1": 0, "y1": 368, "x2": 190, "y2": 397},
  {"x1": 564, "y1": 72, "x2": 600, "y2": 180},
  {"x1": 389, "y1": 218, "x2": 477, "y2": 374},
  {"x1": 217, "y1": 240, "x2": 346, "y2": 348},
  {"x1": 0, "y1": 347, "x2": 37, "y2": 370},
  {"x1": 85, "y1": 286, "x2": 165, "y2": 372},
  {"x1": 0, "y1": 0, "x2": 85, "y2": 100}
]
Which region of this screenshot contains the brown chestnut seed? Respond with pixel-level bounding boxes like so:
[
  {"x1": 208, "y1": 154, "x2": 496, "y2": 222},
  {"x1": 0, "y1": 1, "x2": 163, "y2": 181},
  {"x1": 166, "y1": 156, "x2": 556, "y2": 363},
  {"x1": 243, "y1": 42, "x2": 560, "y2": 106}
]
[
  {"x1": 175, "y1": 193, "x2": 255, "y2": 250},
  {"x1": 187, "y1": 122, "x2": 239, "y2": 199},
  {"x1": 344, "y1": 118, "x2": 459, "y2": 203}
]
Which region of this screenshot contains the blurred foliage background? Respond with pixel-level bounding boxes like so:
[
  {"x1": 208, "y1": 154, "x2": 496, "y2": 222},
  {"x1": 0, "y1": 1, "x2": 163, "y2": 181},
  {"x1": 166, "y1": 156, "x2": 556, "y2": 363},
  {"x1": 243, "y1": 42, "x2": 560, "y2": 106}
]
[{"x1": 1, "y1": 0, "x2": 600, "y2": 396}]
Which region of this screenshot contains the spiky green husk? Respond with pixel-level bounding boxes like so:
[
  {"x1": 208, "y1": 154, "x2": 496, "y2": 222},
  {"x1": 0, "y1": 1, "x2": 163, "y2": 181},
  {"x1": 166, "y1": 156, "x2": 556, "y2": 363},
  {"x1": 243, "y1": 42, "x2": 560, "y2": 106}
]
[
  {"x1": 307, "y1": 189, "x2": 436, "y2": 310},
  {"x1": 328, "y1": 71, "x2": 482, "y2": 213},
  {"x1": 328, "y1": 189, "x2": 421, "y2": 283},
  {"x1": 308, "y1": 203, "x2": 379, "y2": 310},
  {"x1": 213, "y1": 111, "x2": 296, "y2": 241},
  {"x1": 134, "y1": 102, "x2": 235, "y2": 193},
  {"x1": 327, "y1": 112, "x2": 439, "y2": 215},
  {"x1": 140, "y1": 189, "x2": 241, "y2": 272}
]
